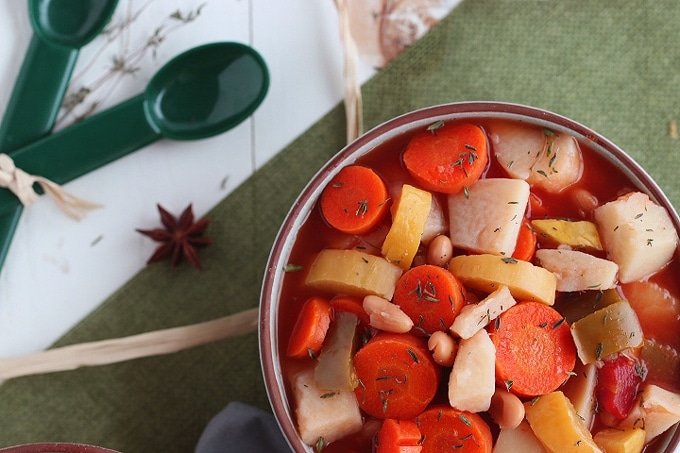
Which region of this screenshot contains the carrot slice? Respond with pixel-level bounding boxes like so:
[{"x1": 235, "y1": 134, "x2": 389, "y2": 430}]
[
  {"x1": 403, "y1": 122, "x2": 489, "y2": 194},
  {"x1": 511, "y1": 219, "x2": 537, "y2": 261},
  {"x1": 376, "y1": 419, "x2": 423, "y2": 453},
  {"x1": 353, "y1": 333, "x2": 440, "y2": 419},
  {"x1": 286, "y1": 296, "x2": 332, "y2": 359},
  {"x1": 392, "y1": 264, "x2": 466, "y2": 335},
  {"x1": 330, "y1": 295, "x2": 370, "y2": 326},
  {"x1": 489, "y1": 301, "x2": 576, "y2": 397},
  {"x1": 415, "y1": 405, "x2": 493, "y2": 453},
  {"x1": 320, "y1": 165, "x2": 391, "y2": 235}
]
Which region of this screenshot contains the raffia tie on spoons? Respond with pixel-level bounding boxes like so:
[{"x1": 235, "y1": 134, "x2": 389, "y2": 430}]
[{"x1": 0, "y1": 153, "x2": 101, "y2": 220}]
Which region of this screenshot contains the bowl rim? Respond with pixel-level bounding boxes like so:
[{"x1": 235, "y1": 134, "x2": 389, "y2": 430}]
[
  {"x1": 0, "y1": 443, "x2": 119, "y2": 453},
  {"x1": 258, "y1": 101, "x2": 680, "y2": 453}
]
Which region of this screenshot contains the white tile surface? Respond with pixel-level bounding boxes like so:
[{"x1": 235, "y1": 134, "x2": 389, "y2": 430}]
[{"x1": 0, "y1": 0, "x2": 458, "y2": 357}]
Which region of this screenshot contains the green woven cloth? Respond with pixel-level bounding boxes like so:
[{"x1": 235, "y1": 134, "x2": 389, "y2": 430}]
[{"x1": 2, "y1": 1, "x2": 679, "y2": 451}]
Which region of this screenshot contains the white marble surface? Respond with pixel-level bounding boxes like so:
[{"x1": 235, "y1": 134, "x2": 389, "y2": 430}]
[{"x1": 0, "y1": 0, "x2": 458, "y2": 357}]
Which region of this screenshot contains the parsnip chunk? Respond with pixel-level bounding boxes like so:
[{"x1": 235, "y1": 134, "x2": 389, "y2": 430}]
[
  {"x1": 450, "y1": 285, "x2": 517, "y2": 339},
  {"x1": 448, "y1": 178, "x2": 530, "y2": 256},
  {"x1": 531, "y1": 219, "x2": 603, "y2": 251},
  {"x1": 293, "y1": 368, "x2": 363, "y2": 446},
  {"x1": 448, "y1": 328, "x2": 496, "y2": 413},
  {"x1": 382, "y1": 184, "x2": 432, "y2": 269},
  {"x1": 449, "y1": 254, "x2": 557, "y2": 305},
  {"x1": 305, "y1": 249, "x2": 403, "y2": 300},
  {"x1": 535, "y1": 249, "x2": 618, "y2": 292},
  {"x1": 593, "y1": 428, "x2": 645, "y2": 453},
  {"x1": 524, "y1": 391, "x2": 602, "y2": 453},
  {"x1": 570, "y1": 301, "x2": 643, "y2": 364},
  {"x1": 594, "y1": 191, "x2": 678, "y2": 283}
]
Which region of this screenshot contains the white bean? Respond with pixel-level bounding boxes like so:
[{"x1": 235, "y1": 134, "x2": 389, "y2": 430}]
[
  {"x1": 572, "y1": 187, "x2": 599, "y2": 217},
  {"x1": 488, "y1": 387, "x2": 525, "y2": 429},
  {"x1": 427, "y1": 234, "x2": 453, "y2": 267},
  {"x1": 362, "y1": 295, "x2": 413, "y2": 333},
  {"x1": 427, "y1": 331, "x2": 457, "y2": 367}
]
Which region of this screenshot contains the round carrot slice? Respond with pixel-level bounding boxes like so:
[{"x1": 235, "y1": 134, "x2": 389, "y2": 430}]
[
  {"x1": 415, "y1": 405, "x2": 493, "y2": 453},
  {"x1": 354, "y1": 333, "x2": 440, "y2": 419},
  {"x1": 511, "y1": 219, "x2": 537, "y2": 261},
  {"x1": 320, "y1": 165, "x2": 391, "y2": 235},
  {"x1": 403, "y1": 122, "x2": 489, "y2": 194},
  {"x1": 392, "y1": 264, "x2": 467, "y2": 335},
  {"x1": 286, "y1": 296, "x2": 332, "y2": 359},
  {"x1": 489, "y1": 301, "x2": 576, "y2": 397}
]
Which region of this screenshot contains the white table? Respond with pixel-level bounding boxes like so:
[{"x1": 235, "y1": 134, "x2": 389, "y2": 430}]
[{"x1": 0, "y1": 0, "x2": 457, "y2": 357}]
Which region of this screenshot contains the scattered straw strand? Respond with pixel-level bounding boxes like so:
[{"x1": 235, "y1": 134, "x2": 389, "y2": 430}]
[
  {"x1": 333, "y1": 0, "x2": 363, "y2": 143},
  {"x1": 0, "y1": 307, "x2": 259, "y2": 381}
]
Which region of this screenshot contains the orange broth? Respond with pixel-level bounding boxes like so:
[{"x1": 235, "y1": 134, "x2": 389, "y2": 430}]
[{"x1": 276, "y1": 118, "x2": 680, "y2": 452}]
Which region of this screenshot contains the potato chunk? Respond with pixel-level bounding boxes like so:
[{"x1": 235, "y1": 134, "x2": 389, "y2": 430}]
[
  {"x1": 489, "y1": 120, "x2": 546, "y2": 180},
  {"x1": 449, "y1": 254, "x2": 557, "y2": 305},
  {"x1": 535, "y1": 249, "x2": 618, "y2": 292},
  {"x1": 524, "y1": 391, "x2": 602, "y2": 453},
  {"x1": 450, "y1": 285, "x2": 517, "y2": 339},
  {"x1": 618, "y1": 384, "x2": 680, "y2": 443},
  {"x1": 293, "y1": 368, "x2": 363, "y2": 446},
  {"x1": 448, "y1": 178, "x2": 530, "y2": 256},
  {"x1": 489, "y1": 121, "x2": 583, "y2": 193},
  {"x1": 305, "y1": 249, "x2": 403, "y2": 300},
  {"x1": 421, "y1": 194, "x2": 449, "y2": 245},
  {"x1": 594, "y1": 192, "x2": 678, "y2": 283},
  {"x1": 448, "y1": 328, "x2": 496, "y2": 413},
  {"x1": 561, "y1": 361, "x2": 598, "y2": 430},
  {"x1": 315, "y1": 312, "x2": 359, "y2": 392},
  {"x1": 528, "y1": 133, "x2": 583, "y2": 193},
  {"x1": 493, "y1": 421, "x2": 548, "y2": 453}
]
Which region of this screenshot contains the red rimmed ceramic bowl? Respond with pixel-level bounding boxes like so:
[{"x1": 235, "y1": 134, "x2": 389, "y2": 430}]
[
  {"x1": 259, "y1": 102, "x2": 680, "y2": 452},
  {"x1": 0, "y1": 444, "x2": 119, "y2": 453}
]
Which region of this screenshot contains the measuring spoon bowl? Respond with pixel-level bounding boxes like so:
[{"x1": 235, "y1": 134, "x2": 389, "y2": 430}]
[
  {"x1": 0, "y1": 41, "x2": 269, "y2": 215},
  {"x1": 29, "y1": 0, "x2": 118, "y2": 47}
]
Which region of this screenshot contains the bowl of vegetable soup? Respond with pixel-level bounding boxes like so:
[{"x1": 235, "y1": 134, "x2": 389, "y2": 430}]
[{"x1": 259, "y1": 102, "x2": 680, "y2": 453}]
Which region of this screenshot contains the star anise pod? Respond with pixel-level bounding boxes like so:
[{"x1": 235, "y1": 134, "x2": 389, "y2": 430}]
[{"x1": 136, "y1": 204, "x2": 212, "y2": 270}]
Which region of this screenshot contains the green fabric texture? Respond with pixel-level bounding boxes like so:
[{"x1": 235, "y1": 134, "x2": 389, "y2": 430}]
[{"x1": 1, "y1": 1, "x2": 679, "y2": 451}]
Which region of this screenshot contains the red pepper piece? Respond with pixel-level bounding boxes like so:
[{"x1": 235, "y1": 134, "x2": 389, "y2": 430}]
[{"x1": 596, "y1": 353, "x2": 646, "y2": 419}]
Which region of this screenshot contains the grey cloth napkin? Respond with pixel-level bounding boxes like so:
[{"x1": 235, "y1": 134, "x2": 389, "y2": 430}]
[{"x1": 195, "y1": 402, "x2": 290, "y2": 453}]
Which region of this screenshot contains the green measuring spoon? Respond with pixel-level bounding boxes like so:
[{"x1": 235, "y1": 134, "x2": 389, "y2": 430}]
[
  {"x1": 0, "y1": 0, "x2": 118, "y2": 271},
  {"x1": 0, "y1": 0, "x2": 119, "y2": 152},
  {"x1": 0, "y1": 41, "x2": 269, "y2": 236}
]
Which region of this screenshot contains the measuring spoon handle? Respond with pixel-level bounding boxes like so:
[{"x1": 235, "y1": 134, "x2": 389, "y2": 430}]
[
  {"x1": 0, "y1": 95, "x2": 160, "y2": 215},
  {"x1": 0, "y1": 35, "x2": 78, "y2": 153}
]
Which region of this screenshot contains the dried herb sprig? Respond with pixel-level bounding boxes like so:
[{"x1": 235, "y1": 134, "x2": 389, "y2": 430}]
[{"x1": 58, "y1": 1, "x2": 207, "y2": 127}]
